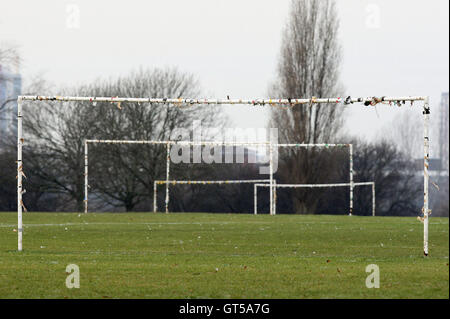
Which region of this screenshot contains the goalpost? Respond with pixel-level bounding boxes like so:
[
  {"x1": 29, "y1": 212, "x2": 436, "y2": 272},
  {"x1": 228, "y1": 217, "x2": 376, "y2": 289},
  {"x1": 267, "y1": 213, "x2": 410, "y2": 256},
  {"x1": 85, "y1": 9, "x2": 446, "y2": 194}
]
[
  {"x1": 17, "y1": 95, "x2": 430, "y2": 256},
  {"x1": 85, "y1": 139, "x2": 352, "y2": 215},
  {"x1": 154, "y1": 179, "x2": 275, "y2": 214},
  {"x1": 84, "y1": 139, "x2": 276, "y2": 214},
  {"x1": 84, "y1": 139, "x2": 171, "y2": 214},
  {"x1": 254, "y1": 182, "x2": 375, "y2": 216}
]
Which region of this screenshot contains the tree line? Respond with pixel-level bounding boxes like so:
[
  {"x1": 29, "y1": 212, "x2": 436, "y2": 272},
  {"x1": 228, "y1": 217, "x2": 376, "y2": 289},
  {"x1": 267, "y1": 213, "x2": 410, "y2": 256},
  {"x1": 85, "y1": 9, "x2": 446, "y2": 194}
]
[{"x1": 0, "y1": 0, "x2": 424, "y2": 216}]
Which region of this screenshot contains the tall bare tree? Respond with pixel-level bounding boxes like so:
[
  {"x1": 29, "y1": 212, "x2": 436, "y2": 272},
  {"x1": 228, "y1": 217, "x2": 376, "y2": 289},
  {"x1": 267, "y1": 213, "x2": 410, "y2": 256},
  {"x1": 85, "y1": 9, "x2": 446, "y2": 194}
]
[
  {"x1": 379, "y1": 110, "x2": 423, "y2": 160},
  {"x1": 270, "y1": 0, "x2": 344, "y2": 214},
  {"x1": 0, "y1": 45, "x2": 21, "y2": 69},
  {"x1": 0, "y1": 69, "x2": 62, "y2": 212}
]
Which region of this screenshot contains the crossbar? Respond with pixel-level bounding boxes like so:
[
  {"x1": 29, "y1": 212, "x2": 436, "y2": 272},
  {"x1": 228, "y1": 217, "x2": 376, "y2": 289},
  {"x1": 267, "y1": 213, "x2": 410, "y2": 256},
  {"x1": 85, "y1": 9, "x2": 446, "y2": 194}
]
[
  {"x1": 17, "y1": 95, "x2": 430, "y2": 256},
  {"x1": 19, "y1": 95, "x2": 426, "y2": 104}
]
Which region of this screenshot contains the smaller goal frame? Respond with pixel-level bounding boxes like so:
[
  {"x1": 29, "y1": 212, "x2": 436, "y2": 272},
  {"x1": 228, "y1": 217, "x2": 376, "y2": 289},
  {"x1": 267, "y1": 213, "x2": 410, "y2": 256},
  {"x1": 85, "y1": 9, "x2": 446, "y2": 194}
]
[
  {"x1": 154, "y1": 179, "x2": 275, "y2": 214},
  {"x1": 254, "y1": 182, "x2": 375, "y2": 216}
]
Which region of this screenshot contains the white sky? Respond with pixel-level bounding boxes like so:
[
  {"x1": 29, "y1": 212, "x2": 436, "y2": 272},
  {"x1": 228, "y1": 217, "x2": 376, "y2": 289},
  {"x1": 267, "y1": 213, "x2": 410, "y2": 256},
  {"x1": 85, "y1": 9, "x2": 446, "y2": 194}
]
[{"x1": 1, "y1": 0, "x2": 449, "y2": 141}]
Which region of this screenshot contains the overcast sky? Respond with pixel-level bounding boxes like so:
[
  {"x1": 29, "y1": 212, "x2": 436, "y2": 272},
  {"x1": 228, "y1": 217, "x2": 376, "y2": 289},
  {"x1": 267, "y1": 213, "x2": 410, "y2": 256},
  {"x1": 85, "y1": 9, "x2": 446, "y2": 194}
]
[{"x1": 1, "y1": 0, "x2": 448, "y2": 141}]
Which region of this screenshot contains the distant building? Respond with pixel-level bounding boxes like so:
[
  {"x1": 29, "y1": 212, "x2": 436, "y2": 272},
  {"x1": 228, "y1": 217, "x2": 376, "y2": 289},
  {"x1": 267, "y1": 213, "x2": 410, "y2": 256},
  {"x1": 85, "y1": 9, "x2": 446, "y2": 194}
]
[
  {"x1": 0, "y1": 64, "x2": 22, "y2": 139},
  {"x1": 438, "y1": 92, "x2": 449, "y2": 176},
  {"x1": 414, "y1": 93, "x2": 449, "y2": 175},
  {"x1": 429, "y1": 92, "x2": 449, "y2": 217}
]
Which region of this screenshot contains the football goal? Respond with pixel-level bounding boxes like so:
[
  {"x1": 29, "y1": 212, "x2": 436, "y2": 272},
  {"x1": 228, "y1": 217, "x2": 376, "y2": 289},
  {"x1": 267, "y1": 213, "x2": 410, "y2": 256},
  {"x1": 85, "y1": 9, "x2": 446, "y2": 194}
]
[
  {"x1": 254, "y1": 182, "x2": 375, "y2": 216},
  {"x1": 84, "y1": 139, "x2": 275, "y2": 214},
  {"x1": 154, "y1": 179, "x2": 275, "y2": 214},
  {"x1": 85, "y1": 139, "x2": 352, "y2": 215},
  {"x1": 17, "y1": 95, "x2": 431, "y2": 256}
]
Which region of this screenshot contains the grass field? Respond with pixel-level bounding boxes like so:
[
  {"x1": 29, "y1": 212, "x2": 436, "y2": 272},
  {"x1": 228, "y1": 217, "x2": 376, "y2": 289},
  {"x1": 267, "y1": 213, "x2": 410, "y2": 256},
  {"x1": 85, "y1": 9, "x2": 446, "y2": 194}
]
[{"x1": 0, "y1": 212, "x2": 448, "y2": 299}]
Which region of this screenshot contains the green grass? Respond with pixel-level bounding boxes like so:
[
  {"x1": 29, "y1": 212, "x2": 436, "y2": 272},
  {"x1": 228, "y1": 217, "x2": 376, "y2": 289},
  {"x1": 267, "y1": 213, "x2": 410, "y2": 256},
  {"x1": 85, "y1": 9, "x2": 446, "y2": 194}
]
[{"x1": 0, "y1": 212, "x2": 448, "y2": 299}]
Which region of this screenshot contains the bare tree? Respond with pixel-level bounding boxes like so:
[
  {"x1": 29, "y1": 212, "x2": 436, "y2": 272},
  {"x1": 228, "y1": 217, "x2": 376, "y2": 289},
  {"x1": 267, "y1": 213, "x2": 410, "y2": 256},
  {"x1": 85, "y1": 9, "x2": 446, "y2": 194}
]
[
  {"x1": 300, "y1": 138, "x2": 422, "y2": 216},
  {"x1": 346, "y1": 139, "x2": 421, "y2": 216},
  {"x1": 270, "y1": 0, "x2": 344, "y2": 214},
  {"x1": 0, "y1": 45, "x2": 21, "y2": 70},
  {"x1": 379, "y1": 109, "x2": 449, "y2": 217},
  {"x1": 0, "y1": 73, "x2": 64, "y2": 212},
  {"x1": 23, "y1": 67, "x2": 226, "y2": 212},
  {"x1": 379, "y1": 110, "x2": 423, "y2": 160}
]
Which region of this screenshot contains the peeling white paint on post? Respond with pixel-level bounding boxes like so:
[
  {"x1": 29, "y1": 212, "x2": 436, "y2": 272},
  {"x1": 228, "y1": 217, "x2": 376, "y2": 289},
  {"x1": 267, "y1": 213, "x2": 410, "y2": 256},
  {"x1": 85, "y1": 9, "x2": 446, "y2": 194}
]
[
  {"x1": 254, "y1": 184, "x2": 258, "y2": 215},
  {"x1": 153, "y1": 181, "x2": 157, "y2": 213},
  {"x1": 19, "y1": 95, "x2": 427, "y2": 106},
  {"x1": 17, "y1": 97, "x2": 23, "y2": 251},
  {"x1": 84, "y1": 140, "x2": 350, "y2": 148},
  {"x1": 349, "y1": 144, "x2": 354, "y2": 216},
  {"x1": 86, "y1": 139, "x2": 171, "y2": 145},
  {"x1": 275, "y1": 143, "x2": 349, "y2": 147},
  {"x1": 165, "y1": 143, "x2": 170, "y2": 213},
  {"x1": 372, "y1": 183, "x2": 376, "y2": 217},
  {"x1": 273, "y1": 180, "x2": 277, "y2": 215},
  {"x1": 84, "y1": 140, "x2": 88, "y2": 213},
  {"x1": 269, "y1": 143, "x2": 274, "y2": 216},
  {"x1": 423, "y1": 97, "x2": 430, "y2": 256},
  {"x1": 156, "y1": 179, "x2": 273, "y2": 184}
]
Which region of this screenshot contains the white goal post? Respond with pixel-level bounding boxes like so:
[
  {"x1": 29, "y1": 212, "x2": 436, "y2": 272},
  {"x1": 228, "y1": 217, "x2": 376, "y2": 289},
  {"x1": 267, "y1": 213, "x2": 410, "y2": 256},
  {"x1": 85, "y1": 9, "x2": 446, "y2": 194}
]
[
  {"x1": 254, "y1": 182, "x2": 375, "y2": 216},
  {"x1": 17, "y1": 95, "x2": 431, "y2": 256},
  {"x1": 85, "y1": 139, "x2": 352, "y2": 215},
  {"x1": 84, "y1": 139, "x2": 172, "y2": 214},
  {"x1": 84, "y1": 139, "x2": 277, "y2": 214},
  {"x1": 154, "y1": 179, "x2": 275, "y2": 214}
]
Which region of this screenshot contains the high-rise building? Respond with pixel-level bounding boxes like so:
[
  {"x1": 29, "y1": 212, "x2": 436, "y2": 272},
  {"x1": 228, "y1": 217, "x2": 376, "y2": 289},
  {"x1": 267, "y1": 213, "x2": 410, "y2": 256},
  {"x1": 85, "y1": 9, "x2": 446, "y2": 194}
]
[
  {"x1": 0, "y1": 64, "x2": 22, "y2": 139},
  {"x1": 438, "y1": 92, "x2": 449, "y2": 176},
  {"x1": 431, "y1": 92, "x2": 450, "y2": 217}
]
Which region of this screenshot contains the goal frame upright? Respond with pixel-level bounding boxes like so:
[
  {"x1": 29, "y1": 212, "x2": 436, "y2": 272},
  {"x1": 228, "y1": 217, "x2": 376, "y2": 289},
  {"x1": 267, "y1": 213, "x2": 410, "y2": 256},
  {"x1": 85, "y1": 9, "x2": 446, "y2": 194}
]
[
  {"x1": 84, "y1": 139, "x2": 353, "y2": 215},
  {"x1": 83, "y1": 139, "x2": 276, "y2": 214},
  {"x1": 16, "y1": 95, "x2": 430, "y2": 256}
]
